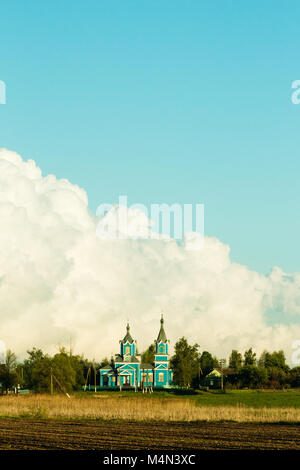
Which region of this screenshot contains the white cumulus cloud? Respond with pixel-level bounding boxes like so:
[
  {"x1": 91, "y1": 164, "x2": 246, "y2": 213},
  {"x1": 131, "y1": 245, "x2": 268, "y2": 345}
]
[{"x1": 0, "y1": 148, "x2": 300, "y2": 364}]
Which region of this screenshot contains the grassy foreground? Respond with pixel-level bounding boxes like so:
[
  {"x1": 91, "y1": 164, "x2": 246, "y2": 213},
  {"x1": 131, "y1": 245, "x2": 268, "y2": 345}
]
[
  {"x1": 79, "y1": 388, "x2": 300, "y2": 408},
  {"x1": 0, "y1": 391, "x2": 300, "y2": 423}
]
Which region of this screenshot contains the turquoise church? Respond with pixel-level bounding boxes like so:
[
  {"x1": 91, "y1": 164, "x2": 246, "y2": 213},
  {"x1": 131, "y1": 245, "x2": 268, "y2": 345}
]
[{"x1": 99, "y1": 316, "x2": 174, "y2": 390}]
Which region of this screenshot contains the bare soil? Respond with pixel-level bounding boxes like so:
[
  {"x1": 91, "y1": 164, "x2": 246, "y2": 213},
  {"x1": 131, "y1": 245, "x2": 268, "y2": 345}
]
[{"x1": 0, "y1": 418, "x2": 299, "y2": 450}]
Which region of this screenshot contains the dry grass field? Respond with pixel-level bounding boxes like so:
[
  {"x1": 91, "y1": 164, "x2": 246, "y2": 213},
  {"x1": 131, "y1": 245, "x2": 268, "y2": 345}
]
[
  {"x1": 0, "y1": 394, "x2": 299, "y2": 450},
  {"x1": 0, "y1": 394, "x2": 299, "y2": 423}
]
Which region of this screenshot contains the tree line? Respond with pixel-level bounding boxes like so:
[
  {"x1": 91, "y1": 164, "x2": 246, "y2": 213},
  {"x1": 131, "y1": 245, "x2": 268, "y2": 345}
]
[
  {"x1": 167, "y1": 338, "x2": 300, "y2": 389},
  {"x1": 0, "y1": 347, "x2": 98, "y2": 394},
  {"x1": 0, "y1": 338, "x2": 299, "y2": 393}
]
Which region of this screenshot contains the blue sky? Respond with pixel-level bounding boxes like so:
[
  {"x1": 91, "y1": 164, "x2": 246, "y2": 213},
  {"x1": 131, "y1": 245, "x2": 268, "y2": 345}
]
[{"x1": 1, "y1": 0, "x2": 300, "y2": 275}]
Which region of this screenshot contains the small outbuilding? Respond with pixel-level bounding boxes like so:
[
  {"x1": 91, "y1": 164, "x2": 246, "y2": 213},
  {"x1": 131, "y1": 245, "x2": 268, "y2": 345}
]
[{"x1": 203, "y1": 368, "x2": 235, "y2": 389}]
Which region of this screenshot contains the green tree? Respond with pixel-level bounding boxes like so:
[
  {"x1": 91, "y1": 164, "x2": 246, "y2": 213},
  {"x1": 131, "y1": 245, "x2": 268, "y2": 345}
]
[
  {"x1": 29, "y1": 349, "x2": 77, "y2": 394},
  {"x1": 70, "y1": 354, "x2": 87, "y2": 390},
  {"x1": 51, "y1": 350, "x2": 76, "y2": 393},
  {"x1": 238, "y1": 365, "x2": 268, "y2": 388},
  {"x1": 199, "y1": 351, "x2": 218, "y2": 376},
  {"x1": 0, "y1": 350, "x2": 18, "y2": 394},
  {"x1": 258, "y1": 350, "x2": 268, "y2": 367},
  {"x1": 31, "y1": 355, "x2": 53, "y2": 393},
  {"x1": 256, "y1": 367, "x2": 269, "y2": 387},
  {"x1": 23, "y1": 348, "x2": 45, "y2": 389},
  {"x1": 264, "y1": 351, "x2": 289, "y2": 372},
  {"x1": 229, "y1": 350, "x2": 243, "y2": 370},
  {"x1": 170, "y1": 337, "x2": 200, "y2": 387},
  {"x1": 244, "y1": 348, "x2": 256, "y2": 366},
  {"x1": 141, "y1": 344, "x2": 155, "y2": 364},
  {"x1": 267, "y1": 367, "x2": 287, "y2": 388},
  {"x1": 15, "y1": 364, "x2": 25, "y2": 390},
  {"x1": 289, "y1": 367, "x2": 300, "y2": 387}
]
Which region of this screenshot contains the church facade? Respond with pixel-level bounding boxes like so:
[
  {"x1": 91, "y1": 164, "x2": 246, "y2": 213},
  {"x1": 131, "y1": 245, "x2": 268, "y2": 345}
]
[{"x1": 99, "y1": 316, "x2": 174, "y2": 389}]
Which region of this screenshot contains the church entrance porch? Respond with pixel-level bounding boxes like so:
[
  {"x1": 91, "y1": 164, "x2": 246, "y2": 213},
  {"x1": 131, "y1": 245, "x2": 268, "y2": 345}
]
[{"x1": 122, "y1": 375, "x2": 131, "y2": 387}]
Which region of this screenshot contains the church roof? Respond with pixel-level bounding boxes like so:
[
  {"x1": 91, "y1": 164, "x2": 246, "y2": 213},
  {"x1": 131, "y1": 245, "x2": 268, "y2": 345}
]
[
  {"x1": 120, "y1": 323, "x2": 134, "y2": 344},
  {"x1": 207, "y1": 368, "x2": 235, "y2": 377},
  {"x1": 155, "y1": 315, "x2": 168, "y2": 343},
  {"x1": 115, "y1": 355, "x2": 139, "y2": 363}
]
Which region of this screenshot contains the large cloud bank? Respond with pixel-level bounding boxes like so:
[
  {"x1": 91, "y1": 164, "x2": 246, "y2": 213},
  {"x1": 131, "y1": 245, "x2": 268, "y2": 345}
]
[{"x1": 0, "y1": 148, "x2": 300, "y2": 363}]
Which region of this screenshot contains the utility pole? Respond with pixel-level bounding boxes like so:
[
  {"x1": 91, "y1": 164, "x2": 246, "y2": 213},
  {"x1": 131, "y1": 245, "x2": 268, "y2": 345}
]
[
  {"x1": 50, "y1": 367, "x2": 53, "y2": 395},
  {"x1": 219, "y1": 359, "x2": 226, "y2": 391},
  {"x1": 84, "y1": 366, "x2": 91, "y2": 391}
]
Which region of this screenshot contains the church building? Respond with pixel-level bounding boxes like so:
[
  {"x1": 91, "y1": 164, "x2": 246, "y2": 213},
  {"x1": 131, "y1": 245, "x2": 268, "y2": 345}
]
[{"x1": 99, "y1": 316, "x2": 174, "y2": 390}]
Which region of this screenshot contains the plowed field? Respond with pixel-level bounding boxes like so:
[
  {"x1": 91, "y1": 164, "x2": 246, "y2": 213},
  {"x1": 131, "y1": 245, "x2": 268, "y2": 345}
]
[{"x1": 0, "y1": 418, "x2": 299, "y2": 450}]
